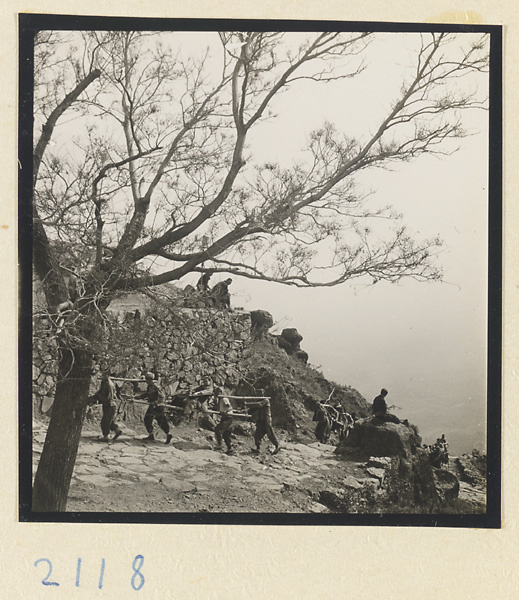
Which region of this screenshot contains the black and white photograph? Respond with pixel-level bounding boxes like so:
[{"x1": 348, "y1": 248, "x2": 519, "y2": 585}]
[{"x1": 20, "y1": 15, "x2": 501, "y2": 523}]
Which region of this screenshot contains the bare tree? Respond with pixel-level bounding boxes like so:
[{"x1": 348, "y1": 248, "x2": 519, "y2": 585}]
[{"x1": 30, "y1": 30, "x2": 488, "y2": 511}]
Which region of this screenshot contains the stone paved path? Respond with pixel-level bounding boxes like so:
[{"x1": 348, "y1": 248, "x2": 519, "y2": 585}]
[
  {"x1": 32, "y1": 420, "x2": 373, "y2": 513},
  {"x1": 32, "y1": 420, "x2": 484, "y2": 513}
]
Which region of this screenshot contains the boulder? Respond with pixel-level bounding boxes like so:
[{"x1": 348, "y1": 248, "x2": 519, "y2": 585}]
[
  {"x1": 336, "y1": 419, "x2": 422, "y2": 459},
  {"x1": 343, "y1": 475, "x2": 363, "y2": 489},
  {"x1": 382, "y1": 453, "x2": 446, "y2": 512},
  {"x1": 432, "y1": 468, "x2": 460, "y2": 503},
  {"x1": 250, "y1": 310, "x2": 274, "y2": 341},
  {"x1": 318, "y1": 489, "x2": 346, "y2": 511},
  {"x1": 356, "y1": 477, "x2": 381, "y2": 490},
  {"x1": 366, "y1": 467, "x2": 386, "y2": 485},
  {"x1": 453, "y1": 452, "x2": 486, "y2": 487},
  {"x1": 367, "y1": 456, "x2": 392, "y2": 469},
  {"x1": 279, "y1": 328, "x2": 303, "y2": 354},
  {"x1": 294, "y1": 349, "x2": 309, "y2": 365}
]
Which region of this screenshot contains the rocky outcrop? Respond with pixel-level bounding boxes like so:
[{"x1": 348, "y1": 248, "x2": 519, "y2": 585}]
[
  {"x1": 453, "y1": 451, "x2": 486, "y2": 486},
  {"x1": 331, "y1": 420, "x2": 464, "y2": 512},
  {"x1": 250, "y1": 310, "x2": 274, "y2": 341},
  {"x1": 384, "y1": 453, "x2": 444, "y2": 512},
  {"x1": 278, "y1": 328, "x2": 303, "y2": 355},
  {"x1": 335, "y1": 419, "x2": 422, "y2": 459},
  {"x1": 274, "y1": 327, "x2": 310, "y2": 365},
  {"x1": 317, "y1": 450, "x2": 456, "y2": 514},
  {"x1": 236, "y1": 341, "x2": 371, "y2": 434},
  {"x1": 294, "y1": 349, "x2": 309, "y2": 365},
  {"x1": 432, "y1": 468, "x2": 460, "y2": 503}
]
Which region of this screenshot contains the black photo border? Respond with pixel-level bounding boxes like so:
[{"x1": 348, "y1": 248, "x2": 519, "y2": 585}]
[{"x1": 18, "y1": 13, "x2": 502, "y2": 527}]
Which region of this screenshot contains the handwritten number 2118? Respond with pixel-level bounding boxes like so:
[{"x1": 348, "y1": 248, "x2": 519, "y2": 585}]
[{"x1": 34, "y1": 555, "x2": 145, "y2": 590}]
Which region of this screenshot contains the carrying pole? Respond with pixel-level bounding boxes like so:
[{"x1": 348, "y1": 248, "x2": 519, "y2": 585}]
[{"x1": 219, "y1": 395, "x2": 270, "y2": 400}]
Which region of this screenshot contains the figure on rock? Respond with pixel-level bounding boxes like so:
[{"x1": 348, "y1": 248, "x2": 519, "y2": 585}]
[
  {"x1": 428, "y1": 434, "x2": 449, "y2": 468},
  {"x1": 372, "y1": 388, "x2": 401, "y2": 424},
  {"x1": 196, "y1": 270, "x2": 214, "y2": 293},
  {"x1": 211, "y1": 278, "x2": 233, "y2": 308}
]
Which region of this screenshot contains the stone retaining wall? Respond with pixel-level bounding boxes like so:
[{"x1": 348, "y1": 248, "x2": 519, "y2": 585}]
[{"x1": 32, "y1": 305, "x2": 252, "y2": 415}]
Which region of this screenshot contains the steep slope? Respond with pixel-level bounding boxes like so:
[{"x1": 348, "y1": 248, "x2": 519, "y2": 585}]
[{"x1": 235, "y1": 340, "x2": 371, "y2": 441}]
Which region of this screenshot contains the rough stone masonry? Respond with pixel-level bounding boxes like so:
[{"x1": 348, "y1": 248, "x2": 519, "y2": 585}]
[{"x1": 32, "y1": 298, "x2": 253, "y2": 416}]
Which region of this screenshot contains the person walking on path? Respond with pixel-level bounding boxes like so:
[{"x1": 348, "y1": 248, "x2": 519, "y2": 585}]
[
  {"x1": 214, "y1": 395, "x2": 234, "y2": 454},
  {"x1": 137, "y1": 372, "x2": 173, "y2": 444},
  {"x1": 313, "y1": 400, "x2": 332, "y2": 443},
  {"x1": 89, "y1": 372, "x2": 123, "y2": 442},
  {"x1": 246, "y1": 397, "x2": 281, "y2": 455}
]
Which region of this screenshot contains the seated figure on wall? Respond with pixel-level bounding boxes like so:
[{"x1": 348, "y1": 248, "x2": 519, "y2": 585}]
[{"x1": 210, "y1": 278, "x2": 233, "y2": 308}]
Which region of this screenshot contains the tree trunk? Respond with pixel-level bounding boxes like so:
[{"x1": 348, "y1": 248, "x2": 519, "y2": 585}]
[{"x1": 32, "y1": 343, "x2": 93, "y2": 512}]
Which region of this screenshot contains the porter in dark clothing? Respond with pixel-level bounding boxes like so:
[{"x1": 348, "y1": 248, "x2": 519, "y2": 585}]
[
  {"x1": 313, "y1": 402, "x2": 331, "y2": 443},
  {"x1": 246, "y1": 398, "x2": 280, "y2": 454},
  {"x1": 138, "y1": 372, "x2": 173, "y2": 444},
  {"x1": 90, "y1": 374, "x2": 122, "y2": 441},
  {"x1": 196, "y1": 271, "x2": 213, "y2": 292}
]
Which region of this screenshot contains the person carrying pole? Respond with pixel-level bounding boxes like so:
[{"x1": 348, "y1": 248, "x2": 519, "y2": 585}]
[
  {"x1": 313, "y1": 400, "x2": 332, "y2": 443},
  {"x1": 88, "y1": 372, "x2": 123, "y2": 442},
  {"x1": 245, "y1": 397, "x2": 281, "y2": 455},
  {"x1": 137, "y1": 372, "x2": 173, "y2": 444},
  {"x1": 214, "y1": 395, "x2": 235, "y2": 454}
]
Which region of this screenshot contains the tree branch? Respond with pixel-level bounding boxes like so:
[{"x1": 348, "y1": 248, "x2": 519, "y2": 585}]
[{"x1": 33, "y1": 68, "x2": 101, "y2": 186}]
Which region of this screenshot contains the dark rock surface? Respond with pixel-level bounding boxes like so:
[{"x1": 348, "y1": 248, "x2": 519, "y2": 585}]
[
  {"x1": 278, "y1": 328, "x2": 303, "y2": 355},
  {"x1": 294, "y1": 349, "x2": 309, "y2": 365},
  {"x1": 250, "y1": 310, "x2": 274, "y2": 341},
  {"x1": 453, "y1": 451, "x2": 486, "y2": 486},
  {"x1": 336, "y1": 419, "x2": 422, "y2": 458},
  {"x1": 432, "y1": 468, "x2": 460, "y2": 503}
]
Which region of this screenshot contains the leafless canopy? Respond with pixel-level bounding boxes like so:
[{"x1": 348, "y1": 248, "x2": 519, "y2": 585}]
[{"x1": 33, "y1": 30, "x2": 489, "y2": 310}]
